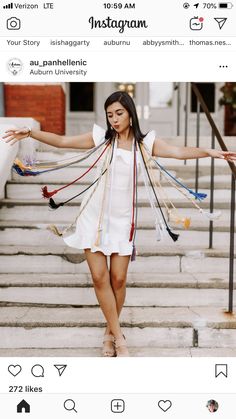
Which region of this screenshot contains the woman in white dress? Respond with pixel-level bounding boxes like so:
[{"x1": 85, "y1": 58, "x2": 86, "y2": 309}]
[{"x1": 3, "y1": 91, "x2": 236, "y2": 357}]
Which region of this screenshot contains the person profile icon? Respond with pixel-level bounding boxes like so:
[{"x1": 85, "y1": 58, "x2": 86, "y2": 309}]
[{"x1": 206, "y1": 399, "x2": 219, "y2": 413}]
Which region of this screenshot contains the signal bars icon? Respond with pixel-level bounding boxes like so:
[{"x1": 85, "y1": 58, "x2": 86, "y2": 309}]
[{"x1": 3, "y1": 2, "x2": 13, "y2": 8}]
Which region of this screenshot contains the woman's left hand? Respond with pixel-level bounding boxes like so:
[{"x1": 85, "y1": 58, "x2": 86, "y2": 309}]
[{"x1": 207, "y1": 149, "x2": 236, "y2": 162}]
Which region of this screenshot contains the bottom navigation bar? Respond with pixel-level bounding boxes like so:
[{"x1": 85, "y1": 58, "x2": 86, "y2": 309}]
[{"x1": 0, "y1": 393, "x2": 234, "y2": 418}]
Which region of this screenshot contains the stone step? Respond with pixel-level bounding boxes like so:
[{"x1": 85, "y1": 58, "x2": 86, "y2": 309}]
[
  {"x1": 0, "y1": 197, "x2": 230, "y2": 209},
  {"x1": 35, "y1": 150, "x2": 234, "y2": 172},
  {"x1": 6, "y1": 183, "x2": 232, "y2": 205},
  {"x1": 0, "y1": 287, "x2": 231, "y2": 307},
  {"x1": 0, "y1": 227, "x2": 234, "y2": 250},
  {"x1": 0, "y1": 272, "x2": 231, "y2": 289},
  {"x1": 37, "y1": 133, "x2": 236, "y2": 146},
  {"x1": 1, "y1": 143, "x2": 234, "y2": 356},
  {"x1": 162, "y1": 136, "x2": 236, "y2": 151},
  {"x1": 0, "y1": 205, "x2": 231, "y2": 231},
  {"x1": 0, "y1": 326, "x2": 193, "y2": 349},
  {"x1": 0, "y1": 347, "x2": 235, "y2": 356},
  {"x1": 0, "y1": 215, "x2": 230, "y2": 234},
  {"x1": 0, "y1": 251, "x2": 231, "y2": 274},
  {"x1": 10, "y1": 178, "x2": 232, "y2": 191},
  {"x1": 0, "y1": 241, "x2": 233, "y2": 257},
  {"x1": 1, "y1": 325, "x2": 236, "y2": 350},
  {"x1": 11, "y1": 168, "x2": 232, "y2": 189},
  {"x1": 0, "y1": 306, "x2": 234, "y2": 328}
]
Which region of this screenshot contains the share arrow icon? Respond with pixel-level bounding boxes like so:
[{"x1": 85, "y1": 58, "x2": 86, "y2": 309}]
[
  {"x1": 214, "y1": 17, "x2": 227, "y2": 29},
  {"x1": 54, "y1": 364, "x2": 67, "y2": 376},
  {"x1": 194, "y1": 3, "x2": 199, "y2": 7}
]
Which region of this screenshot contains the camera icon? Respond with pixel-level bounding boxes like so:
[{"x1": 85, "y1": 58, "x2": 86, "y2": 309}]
[{"x1": 7, "y1": 17, "x2": 21, "y2": 30}]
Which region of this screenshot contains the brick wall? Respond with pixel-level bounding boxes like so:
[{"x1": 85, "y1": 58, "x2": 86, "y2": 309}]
[
  {"x1": 4, "y1": 84, "x2": 65, "y2": 134},
  {"x1": 224, "y1": 105, "x2": 236, "y2": 136}
]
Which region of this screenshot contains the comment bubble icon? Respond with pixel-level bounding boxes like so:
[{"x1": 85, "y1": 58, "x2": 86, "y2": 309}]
[{"x1": 31, "y1": 364, "x2": 45, "y2": 378}]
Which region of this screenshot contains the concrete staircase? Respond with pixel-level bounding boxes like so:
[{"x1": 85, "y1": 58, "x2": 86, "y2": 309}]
[{"x1": 0, "y1": 147, "x2": 235, "y2": 357}]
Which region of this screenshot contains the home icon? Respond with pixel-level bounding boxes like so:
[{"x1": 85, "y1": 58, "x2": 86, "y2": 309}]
[{"x1": 17, "y1": 399, "x2": 30, "y2": 413}]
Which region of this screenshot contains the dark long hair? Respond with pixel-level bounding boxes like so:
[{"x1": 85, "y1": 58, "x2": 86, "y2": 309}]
[{"x1": 104, "y1": 91, "x2": 146, "y2": 142}]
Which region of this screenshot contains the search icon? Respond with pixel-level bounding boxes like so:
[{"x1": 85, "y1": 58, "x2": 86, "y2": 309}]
[{"x1": 64, "y1": 399, "x2": 78, "y2": 413}]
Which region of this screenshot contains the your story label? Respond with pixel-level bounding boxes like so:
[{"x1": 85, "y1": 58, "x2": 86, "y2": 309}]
[{"x1": 7, "y1": 39, "x2": 41, "y2": 47}]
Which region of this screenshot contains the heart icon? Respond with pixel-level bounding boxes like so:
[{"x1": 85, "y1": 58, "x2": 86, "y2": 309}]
[
  {"x1": 158, "y1": 400, "x2": 172, "y2": 412},
  {"x1": 8, "y1": 364, "x2": 22, "y2": 377}
]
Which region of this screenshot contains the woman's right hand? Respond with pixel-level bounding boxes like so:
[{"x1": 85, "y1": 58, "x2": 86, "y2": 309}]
[{"x1": 2, "y1": 127, "x2": 31, "y2": 146}]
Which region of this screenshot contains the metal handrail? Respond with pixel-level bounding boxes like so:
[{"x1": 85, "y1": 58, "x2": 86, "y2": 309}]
[
  {"x1": 191, "y1": 82, "x2": 235, "y2": 313},
  {"x1": 209, "y1": 131, "x2": 215, "y2": 249},
  {"x1": 184, "y1": 83, "x2": 189, "y2": 166},
  {"x1": 191, "y1": 82, "x2": 236, "y2": 179}
]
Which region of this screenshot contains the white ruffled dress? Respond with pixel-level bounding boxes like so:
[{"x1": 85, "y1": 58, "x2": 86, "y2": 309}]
[{"x1": 63, "y1": 124, "x2": 156, "y2": 256}]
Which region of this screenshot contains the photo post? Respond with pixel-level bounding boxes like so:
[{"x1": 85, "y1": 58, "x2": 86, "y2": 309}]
[
  {"x1": 0, "y1": 0, "x2": 235, "y2": 417},
  {"x1": 0, "y1": 81, "x2": 236, "y2": 358}
]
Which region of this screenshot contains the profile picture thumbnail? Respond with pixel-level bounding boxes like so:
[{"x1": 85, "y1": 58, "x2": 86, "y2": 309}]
[{"x1": 206, "y1": 399, "x2": 219, "y2": 413}]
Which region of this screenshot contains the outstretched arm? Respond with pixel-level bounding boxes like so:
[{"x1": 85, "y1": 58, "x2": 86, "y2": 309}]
[
  {"x1": 152, "y1": 137, "x2": 236, "y2": 162},
  {"x1": 2, "y1": 127, "x2": 95, "y2": 149}
]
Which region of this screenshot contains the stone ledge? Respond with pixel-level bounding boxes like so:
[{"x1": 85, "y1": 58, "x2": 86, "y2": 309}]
[
  {"x1": 0, "y1": 198, "x2": 230, "y2": 209},
  {"x1": 0, "y1": 288, "x2": 231, "y2": 308},
  {"x1": 0, "y1": 306, "x2": 235, "y2": 328},
  {"x1": 0, "y1": 220, "x2": 232, "y2": 232},
  {"x1": 0, "y1": 272, "x2": 232, "y2": 289},
  {"x1": 0, "y1": 347, "x2": 235, "y2": 356},
  {"x1": 0, "y1": 347, "x2": 192, "y2": 357},
  {"x1": 0, "y1": 326, "x2": 193, "y2": 349},
  {"x1": 0, "y1": 245, "x2": 232, "y2": 258}
]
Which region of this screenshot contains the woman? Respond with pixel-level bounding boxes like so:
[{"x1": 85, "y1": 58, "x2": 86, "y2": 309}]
[
  {"x1": 206, "y1": 399, "x2": 218, "y2": 412},
  {"x1": 3, "y1": 91, "x2": 236, "y2": 357}
]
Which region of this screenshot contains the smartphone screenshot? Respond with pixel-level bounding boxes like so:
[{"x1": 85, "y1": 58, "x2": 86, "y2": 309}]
[{"x1": 0, "y1": 0, "x2": 235, "y2": 417}]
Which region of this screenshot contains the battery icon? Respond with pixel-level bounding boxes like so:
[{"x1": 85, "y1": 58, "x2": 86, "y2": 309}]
[{"x1": 219, "y1": 2, "x2": 233, "y2": 8}]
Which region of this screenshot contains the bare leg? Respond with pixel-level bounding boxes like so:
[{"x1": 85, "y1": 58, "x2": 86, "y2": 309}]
[
  {"x1": 105, "y1": 253, "x2": 130, "y2": 336},
  {"x1": 84, "y1": 249, "x2": 124, "y2": 341}
]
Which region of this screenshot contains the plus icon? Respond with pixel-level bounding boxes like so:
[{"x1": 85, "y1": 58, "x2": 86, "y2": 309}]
[{"x1": 111, "y1": 399, "x2": 125, "y2": 413}]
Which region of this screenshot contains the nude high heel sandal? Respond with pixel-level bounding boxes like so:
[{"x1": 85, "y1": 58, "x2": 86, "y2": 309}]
[
  {"x1": 115, "y1": 335, "x2": 130, "y2": 357},
  {"x1": 102, "y1": 334, "x2": 116, "y2": 357}
]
